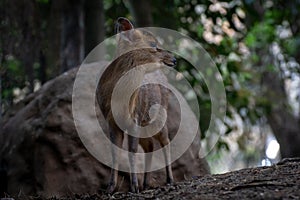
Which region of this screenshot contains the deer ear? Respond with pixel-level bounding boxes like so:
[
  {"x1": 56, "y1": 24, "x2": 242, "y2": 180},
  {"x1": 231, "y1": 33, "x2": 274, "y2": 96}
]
[
  {"x1": 115, "y1": 17, "x2": 134, "y2": 42},
  {"x1": 116, "y1": 17, "x2": 134, "y2": 32}
]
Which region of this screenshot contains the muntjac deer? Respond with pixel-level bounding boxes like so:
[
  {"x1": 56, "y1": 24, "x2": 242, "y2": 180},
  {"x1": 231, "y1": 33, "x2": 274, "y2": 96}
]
[{"x1": 96, "y1": 17, "x2": 176, "y2": 193}]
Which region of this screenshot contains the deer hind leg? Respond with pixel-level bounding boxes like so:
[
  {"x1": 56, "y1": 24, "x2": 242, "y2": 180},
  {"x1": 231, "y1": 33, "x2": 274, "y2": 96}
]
[
  {"x1": 140, "y1": 138, "x2": 154, "y2": 190},
  {"x1": 157, "y1": 126, "x2": 174, "y2": 184},
  {"x1": 128, "y1": 135, "x2": 139, "y2": 193},
  {"x1": 107, "y1": 127, "x2": 124, "y2": 194}
]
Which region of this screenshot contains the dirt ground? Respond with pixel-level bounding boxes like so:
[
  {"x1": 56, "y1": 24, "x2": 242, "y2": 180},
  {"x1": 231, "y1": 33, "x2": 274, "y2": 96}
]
[{"x1": 9, "y1": 158, "x2": 300, "y2": 200}]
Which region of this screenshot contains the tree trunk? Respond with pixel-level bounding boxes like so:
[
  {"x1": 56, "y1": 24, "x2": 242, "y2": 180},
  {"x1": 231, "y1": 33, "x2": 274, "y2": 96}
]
[
  {"x1": 60, "y1": 0, "x2": 85, "y2": 73},
  {"x1": 262, "y1": 71, "x2": 300, "y2": 158},
  {"x1": 39, "y1": 50, "x2": 47, "y2": 84},
  {"x1": 21, "y1": 0, "x2": 41, "y2": 93},
  {"x1": 84, "y1": 0, "x2": 104, "y2": 55},
  {"x1": 42, "y1": 0, "x2": 61, "y2": 78}
]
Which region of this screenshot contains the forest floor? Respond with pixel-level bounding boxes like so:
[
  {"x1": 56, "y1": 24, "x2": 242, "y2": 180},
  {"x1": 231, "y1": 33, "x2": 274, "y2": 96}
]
[{"x1": 11, "y1": 158, "x2": 300, "y2": 200}]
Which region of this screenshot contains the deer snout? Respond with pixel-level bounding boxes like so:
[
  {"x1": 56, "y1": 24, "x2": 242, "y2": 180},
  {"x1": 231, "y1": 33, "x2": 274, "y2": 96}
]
[{"x1": 171, "y1": 57, "x2": 177, "y2": 66}]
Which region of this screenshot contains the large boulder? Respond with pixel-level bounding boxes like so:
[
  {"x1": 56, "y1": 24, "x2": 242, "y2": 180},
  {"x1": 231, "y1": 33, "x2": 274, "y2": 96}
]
[{"x1": 0, "y1": 64, "x2": 210, "y2": 198}]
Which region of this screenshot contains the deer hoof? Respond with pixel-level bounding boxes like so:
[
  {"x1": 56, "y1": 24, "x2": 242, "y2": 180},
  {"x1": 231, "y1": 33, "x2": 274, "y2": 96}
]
[
  {"x1": 130, "y1": 184, "x2": 139, "y2": 193},
  {"x1": 106, "y1": 182, "x2": 117, "y2": 194}
]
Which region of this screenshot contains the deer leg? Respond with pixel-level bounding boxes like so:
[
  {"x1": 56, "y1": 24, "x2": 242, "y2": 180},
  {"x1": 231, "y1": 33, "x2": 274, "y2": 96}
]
[
  {"x1": 128, "y1": 135, "x2": 139, "y2": 193},
  {"x1": 140, "y1": 138, "x2": 154, "y2": 190},
  {"x1": 107, "y1": 127, "x2": 124, "y2": 193},
  {"x1": 158, "y1": 126, "x2": 174, "y2": 185}
]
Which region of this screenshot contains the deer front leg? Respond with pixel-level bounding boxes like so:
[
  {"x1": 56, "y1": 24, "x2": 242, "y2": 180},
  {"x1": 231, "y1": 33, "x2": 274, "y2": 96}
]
[
  {"x1": 107, "y1": 127, "x2": 124, "y2": 194},
  {"x1": 163, "y1": 144, "x2": 174, "y2": 185},
  {"x1": 140, "y1": 138, "x2": 154, "y2": 190},
  {"x1": 158, "y1": 126, "x2": 174, "y2": 185},
  {"x1": 128, "y1": 135, "x2": 139, "y2": 193}
]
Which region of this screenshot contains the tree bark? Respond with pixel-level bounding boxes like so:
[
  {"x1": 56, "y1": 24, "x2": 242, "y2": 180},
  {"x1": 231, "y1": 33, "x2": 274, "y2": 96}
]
[
  {"x1": 60, "y1": 0, "x2": 85, "y2": 73},
  {"x1": 262, "y1": 72, "x2": 300, "y2": 157},
  {"x1": 84, "y1": 0, "x2": 104, "y2": 55}
]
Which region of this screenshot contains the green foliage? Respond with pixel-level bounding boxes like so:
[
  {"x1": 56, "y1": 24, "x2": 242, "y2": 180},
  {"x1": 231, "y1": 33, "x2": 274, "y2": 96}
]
[
  {"x1": 245, "y1": 15, "x2": 276, "y2": 49},
  {"x1": 1, "y1": 56, "x2": 25, "y2": 108},
  {"x1": 166, "y1": 1, "x2": 300, "y2": 160},
  {"x1": 281, "y1": 37, "x2": 298, "y2": 55}
]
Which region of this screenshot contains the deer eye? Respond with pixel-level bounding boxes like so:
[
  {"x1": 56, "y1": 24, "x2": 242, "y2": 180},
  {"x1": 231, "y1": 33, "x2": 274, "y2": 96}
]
[{"x1": 149, "y1": 42, "x2": 157, "y2": 48}]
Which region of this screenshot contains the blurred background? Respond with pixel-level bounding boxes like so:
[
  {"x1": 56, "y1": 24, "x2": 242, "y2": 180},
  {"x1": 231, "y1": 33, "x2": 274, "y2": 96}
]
[{"x1": 1, "y1": 0, "x2": 300, "y2": 175}]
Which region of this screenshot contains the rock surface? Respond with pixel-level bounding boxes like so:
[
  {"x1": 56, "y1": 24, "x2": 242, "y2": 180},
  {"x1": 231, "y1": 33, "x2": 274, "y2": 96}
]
[{"x1": 0, "y1": 65, "x2": 209, "y2": 198}]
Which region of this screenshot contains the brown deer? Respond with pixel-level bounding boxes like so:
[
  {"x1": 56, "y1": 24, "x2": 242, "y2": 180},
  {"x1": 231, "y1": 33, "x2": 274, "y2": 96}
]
[{"x1": 96, "y1": 17, "x2": 176, "y2": 193}]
